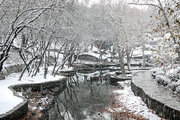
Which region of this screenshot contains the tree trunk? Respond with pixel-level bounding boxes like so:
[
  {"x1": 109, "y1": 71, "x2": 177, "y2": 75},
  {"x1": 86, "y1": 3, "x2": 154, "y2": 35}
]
[
  {"x1": 126, "y1": 51, "x2": 131, "y2": 71},
  {"x1": 44, "y1": 52, "x2": 47, "y2": 79},
  {"x1": 52, "y1": 43, "x2": 65, "y2": 75},
  {"x1": 84, "y1": 43, "x2": 88, "y2": 52},
  {"x1": 91, "y1": 44, "x2": 93, "y2": 50},
  {"x1": 119, "y1": 48, "x2": 126, "y2": 75},
  {"x1": 142, "y1": 43, "x2": 145, "y2": 68}
]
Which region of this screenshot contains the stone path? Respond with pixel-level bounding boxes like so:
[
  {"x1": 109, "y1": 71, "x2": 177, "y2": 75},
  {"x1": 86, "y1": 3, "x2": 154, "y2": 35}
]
[{"x1": 132, "y1": 70, "x2": 180, "y2": 119}]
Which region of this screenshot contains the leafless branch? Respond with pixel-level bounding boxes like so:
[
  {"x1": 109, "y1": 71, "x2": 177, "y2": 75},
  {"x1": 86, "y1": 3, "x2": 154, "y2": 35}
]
[{"x1": 128, "y1": 3, "x2": 163, "y2": 10}]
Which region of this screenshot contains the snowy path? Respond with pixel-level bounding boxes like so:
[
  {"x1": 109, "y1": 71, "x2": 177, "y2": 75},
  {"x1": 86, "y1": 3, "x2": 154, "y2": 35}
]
[
  {"x1": 107, "y1": 81, "x2": 162, "y2": 120},
  {"x1": 0, "y1": 71, "x2": 65, "y2": 115}
]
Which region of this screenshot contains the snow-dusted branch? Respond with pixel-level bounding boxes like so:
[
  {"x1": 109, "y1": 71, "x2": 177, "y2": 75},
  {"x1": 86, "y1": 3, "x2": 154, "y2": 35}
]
[{"x1": 129, "y1": 3, "x2": 162, "y2": 10}]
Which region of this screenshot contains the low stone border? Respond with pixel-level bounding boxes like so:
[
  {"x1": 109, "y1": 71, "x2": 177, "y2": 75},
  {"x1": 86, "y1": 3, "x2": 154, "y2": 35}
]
[
  {"x1": 0, "y1": 78, "x2": 67, "y2": 120},
  {"x1": 0, "y1": 98, "x2": 28, "y2": 120},
  {"x1": 59, "y1": 70, "x2": 77, "y2": 76},
  {"x1": 131, "y1": 78, "x2": 180, "y2": 119}
]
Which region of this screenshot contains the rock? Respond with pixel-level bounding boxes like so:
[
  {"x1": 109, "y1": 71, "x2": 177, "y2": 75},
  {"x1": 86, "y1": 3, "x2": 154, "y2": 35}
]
[
  {"x1": 176, "y1": 86, "x2": 180, "y2": 94},
  {"x1": 156, "y1": 78, "x2": 163, "y2": 85},
  {"x1": 152, "y1": 71, "x2": 156, "y2": 79},
  {"x1": 175, "y1": 57, "x2": 180, "y2": 64},
  {"x1": 162, "y1": 81, "x2": 168, "y2": 86}
]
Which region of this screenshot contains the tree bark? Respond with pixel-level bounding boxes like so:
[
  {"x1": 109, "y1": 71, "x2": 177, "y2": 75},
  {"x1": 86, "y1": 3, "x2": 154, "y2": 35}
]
[
  {"x1": 126, "y1": 49, "x2": 131, "y2": 71},
  {"x1": 142, "y1": 43, "x2": 145, "y2": 68},
  {"x1": 119, "y1": 48, "x2": 126, "y2": 75}
]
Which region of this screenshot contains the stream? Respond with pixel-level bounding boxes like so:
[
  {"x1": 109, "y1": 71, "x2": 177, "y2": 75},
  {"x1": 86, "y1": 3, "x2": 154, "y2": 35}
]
[
  {"x1": 46, "y1": 70, "x2": 124, "y2": 120},
  {"x1": 46, "y1": 69, "x2": 161, "y2": 120}
]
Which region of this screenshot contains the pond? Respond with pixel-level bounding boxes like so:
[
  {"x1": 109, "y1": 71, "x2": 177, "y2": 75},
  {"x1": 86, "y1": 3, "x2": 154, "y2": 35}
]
[{"x1": 47, "y1": 70, "x2": 125, "y2": 120}]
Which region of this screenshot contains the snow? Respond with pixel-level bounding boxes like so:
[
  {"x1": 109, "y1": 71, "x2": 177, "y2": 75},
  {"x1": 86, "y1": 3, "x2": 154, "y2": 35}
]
[
  {"x1": 82, "y1": 51, "x2": 100, "y2": 58},
  {"x1": 164, "y1": 33, "x2": 171, "y2": 40},
  {"x1": 0, "y1": 88, "x2": 23, "y2": 115},
  {"x1": 133, "y1": 48, "x2": 152, "y2": 57},
  {"x1": 166, "y1": 66, "x2": 180, "y2": 78},
  {"x1": 113, "y1": 83, "x2": 161, "y2": 120},
  {"x1": 156, "y1": 74, "x2": 171, "y2": 83},
  {"x1": 0, "y1": 69, "x2": 65, "y2": 115},
  {"x1": 151, "y1": 67, "x2": 164, "y2": 75},
  {"x1": 32, "y1": 107, "x2": 37, "y2": 111},
  {"x1": 76, "y1": 60, "x2": 103, "y2": 65},
  {"x1": 59, "y1": 66, "x2": 74, "y2": 71},
  {"x1": 152, "y1": 65, "x2": 180, "y2": 94},
  {"x1": 91, "y1": 46, "x2": 99, "y2": 52},
  {"x1": 80, "y1": 46, "x2": 112, "y2": 60}
]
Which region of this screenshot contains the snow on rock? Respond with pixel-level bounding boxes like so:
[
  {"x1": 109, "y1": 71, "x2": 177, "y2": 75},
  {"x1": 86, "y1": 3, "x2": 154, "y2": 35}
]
[
  {"x1": 0, "y1": 69, "x2": 65, "y2": 115},
  {"x1": 91, "y1": 46, "x2": 99, "y2": 52},
  {"x1": 132, "y1": 48, "x2": 142, "y2": 57},
  {"x1": 153, "y1": 65, "x2": 180, "y2": 94},
  {"x1": 166, "y1": 66, "x2": 180, "y2": 78},
  {"x1": 113, "y1": 85, "x2": 161, "y2": 120}
]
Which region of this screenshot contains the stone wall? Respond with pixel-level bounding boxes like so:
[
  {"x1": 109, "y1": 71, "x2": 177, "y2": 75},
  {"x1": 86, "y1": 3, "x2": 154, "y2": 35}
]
[
  {"x1": 131, "y1": 81, "x2": 180, "y2": 119},
  {"x1": 12, "y1": 78, "x2": 66, "y2": 94},
  {"x1": 0, "y1": 101, "x2": 28, "y2": 120},
  {"x1": 0, "y1": 78, "x2": 67, "y2": 120}
]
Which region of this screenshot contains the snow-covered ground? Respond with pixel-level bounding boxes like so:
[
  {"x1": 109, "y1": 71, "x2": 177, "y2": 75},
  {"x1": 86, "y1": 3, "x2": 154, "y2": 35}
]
[
  {"x1": 59, "y1": 66, "x2": 74, "y2": 71},
  {"x1": 133, "y1": 47, "x2": 152, "y2": 58},
  {"x1": 0, "y1": 68, "x2": 65, "y2": 115},
  {"x1": 111, "y1": 81, "x2": 161, "y2": 120}
]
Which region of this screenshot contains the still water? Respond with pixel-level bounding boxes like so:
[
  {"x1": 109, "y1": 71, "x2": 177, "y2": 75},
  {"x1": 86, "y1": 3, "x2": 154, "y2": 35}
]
[{"x1": 48, "y1": 70, "x2": 122, "y2": 120}]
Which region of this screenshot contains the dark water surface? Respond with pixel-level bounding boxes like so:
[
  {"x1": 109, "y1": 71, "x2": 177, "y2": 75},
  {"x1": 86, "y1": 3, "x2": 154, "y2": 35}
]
[{"x1": 48, "y1": 70, "x2": 121, "y2": 120}]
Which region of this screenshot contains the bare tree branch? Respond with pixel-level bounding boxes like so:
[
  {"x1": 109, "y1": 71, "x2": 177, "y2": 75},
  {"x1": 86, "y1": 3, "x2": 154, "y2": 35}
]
[{"x1": 128, "y1": 3, "x2": 163, "y2": 10}]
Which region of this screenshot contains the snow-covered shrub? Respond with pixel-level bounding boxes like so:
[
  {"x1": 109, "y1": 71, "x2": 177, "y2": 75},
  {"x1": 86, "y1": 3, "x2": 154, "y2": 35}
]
[
  {"x1": 156, "y1": 75, "x2": 169, "y2": 86},
  {"x1": 166, "y1": 66, "x2": 180, "y2": 80},
  {"x1": 153, "y1": 65, "x2": 180, "y2": 94}
]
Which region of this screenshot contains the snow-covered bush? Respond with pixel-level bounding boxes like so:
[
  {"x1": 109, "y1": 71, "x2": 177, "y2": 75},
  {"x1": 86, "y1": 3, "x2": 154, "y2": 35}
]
[{"x1": 153, "y1": 65, "x2": 180, "y2": 94}]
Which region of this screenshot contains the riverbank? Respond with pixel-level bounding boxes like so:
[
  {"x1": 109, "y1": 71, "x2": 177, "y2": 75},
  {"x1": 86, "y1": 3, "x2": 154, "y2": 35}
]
[
  {"x1": 104, "y1": 81, "x2": 162, "y2": 120},
  {"x1": 0, "y1": 69, "x2": 66, "y2": 120}
]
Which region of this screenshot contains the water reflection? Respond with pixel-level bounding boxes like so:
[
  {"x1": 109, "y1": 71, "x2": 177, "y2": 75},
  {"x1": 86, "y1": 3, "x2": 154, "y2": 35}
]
[{"x1": 48, "y1": 70, "x2": 119, "y2": 120}]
